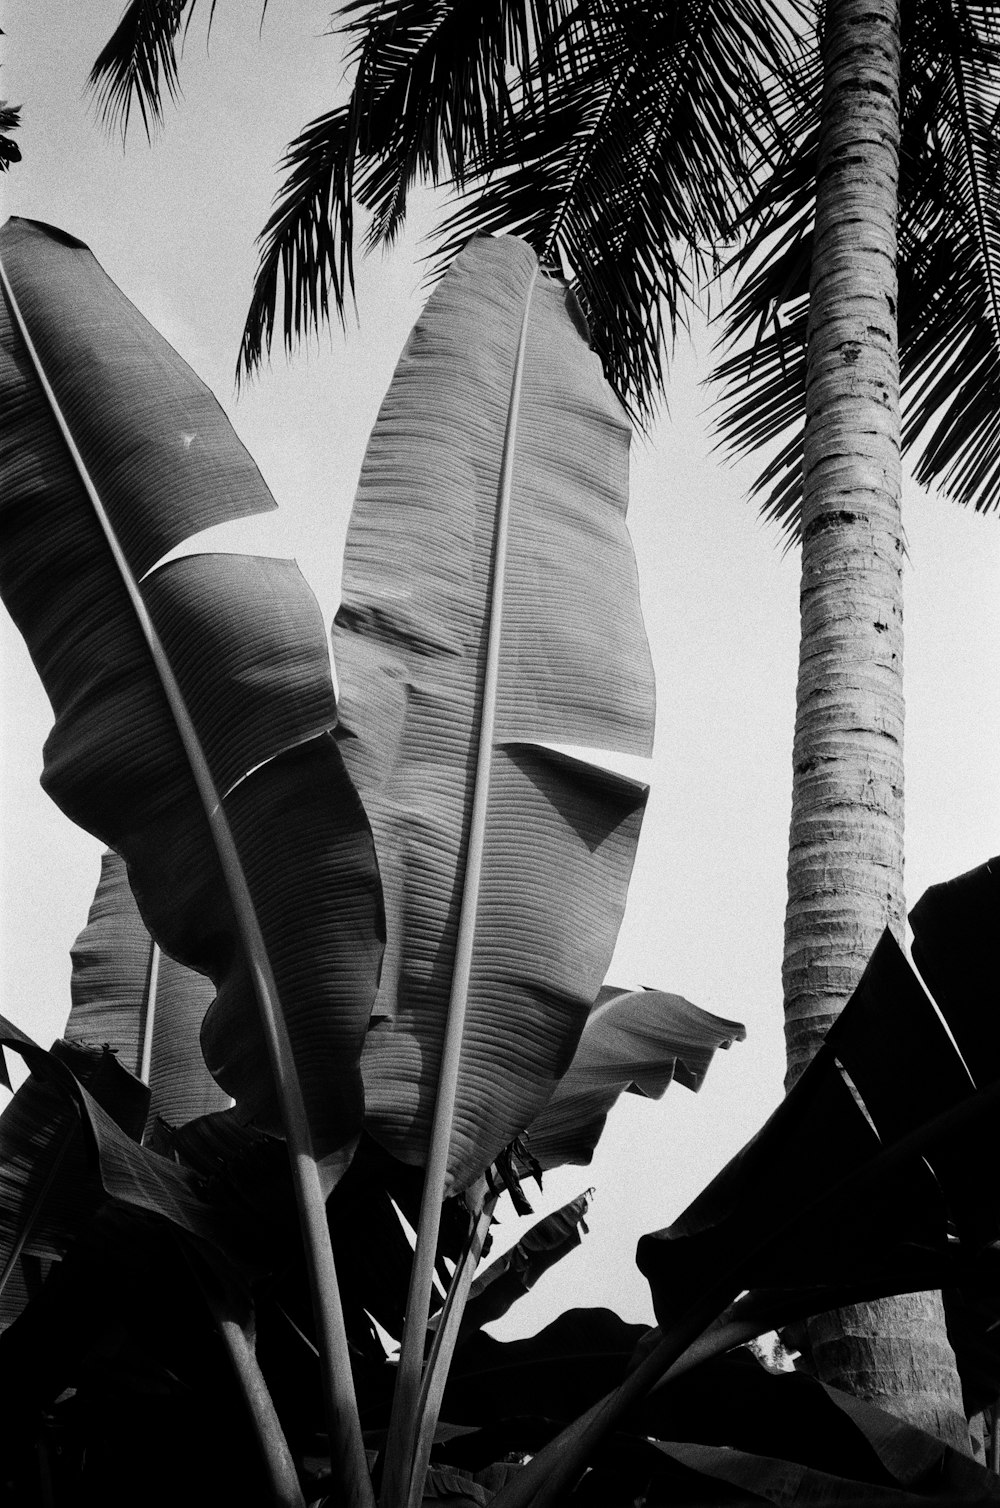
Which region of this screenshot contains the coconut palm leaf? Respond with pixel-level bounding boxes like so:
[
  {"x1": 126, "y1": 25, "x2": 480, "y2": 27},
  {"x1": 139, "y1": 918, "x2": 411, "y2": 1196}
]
[
  {"x1": 66, "y1": 849, "x2": 230, "y2": 1132},
  {"x1": 713, "y1": 0, "x2": 1000, "y2": 534},
  {"x1": 238, "y1": 0, "x2": 573, "y2": 377},
  {"x1": 0, "y1": 99, "x2": 20, "y2": 171},
  {"x1": 88, "y1": 0, "x2": 202, "y2": 139},
  {"x1": 339, "y1": 0, "x2": 574, "y2": 249},
  {"x1": 238, "y1": 0, "x2": 804, "y2": 412}
]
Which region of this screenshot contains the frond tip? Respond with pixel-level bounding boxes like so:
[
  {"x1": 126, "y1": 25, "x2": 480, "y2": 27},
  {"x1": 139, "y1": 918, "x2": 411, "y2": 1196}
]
[
  {"x1": 238, "y1": 107, "x2": 355, "y2": 383},
  {"x1": 238, "y1": 0, "x2": 806, "y2": 410},
  {"x1": 0, "y1": 99, "x2": 20, "y2": 171},
  {"x1": 88, "y1": 0, "x2": 196, "y2": 140}
]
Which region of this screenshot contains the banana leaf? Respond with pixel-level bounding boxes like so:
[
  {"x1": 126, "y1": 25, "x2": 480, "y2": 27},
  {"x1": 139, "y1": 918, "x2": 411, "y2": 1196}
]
[
  {"x1": 521, "y1": 987, "x2": 745, "y2": 1171},
  {"x1": 0, "y1": 1028, "x2": 148, "y2": 1331},
  {"x1": 333, "y1": 232, "x2": 655, "y2": 1195},
  {"x1": 0, "y1": 215, "x2": 384, "y2": 1161},
  {"x1": 0, "y1": 1014, "x2": 255, "y2": 1279},
  {"x1": 454, "y1": 1192, "x2": 593, "y2": 1338},
  {"x1": 66, "y1": 848, "x2": 230, "y2": 1130},
  {"x1": 435, "y1": 1315, "x2": 999, "y2": 1505},
  {"x1": 0, "y1": 1201, "x2": 272, "y2": 1506}
]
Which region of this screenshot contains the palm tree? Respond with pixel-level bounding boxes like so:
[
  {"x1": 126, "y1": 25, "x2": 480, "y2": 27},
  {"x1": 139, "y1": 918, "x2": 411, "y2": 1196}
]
[
  {"x1": 89, "y1": 0, "x2": 1000, "y2": 1451},
  {"x1": 760, "y1": 0, "x2": 964, "y2": 1447}
]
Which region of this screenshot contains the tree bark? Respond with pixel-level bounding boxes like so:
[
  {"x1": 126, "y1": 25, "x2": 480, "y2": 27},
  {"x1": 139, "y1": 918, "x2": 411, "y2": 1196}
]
[{"x1": 784, "y1": 0, "x2": 969, "y2": 1450}]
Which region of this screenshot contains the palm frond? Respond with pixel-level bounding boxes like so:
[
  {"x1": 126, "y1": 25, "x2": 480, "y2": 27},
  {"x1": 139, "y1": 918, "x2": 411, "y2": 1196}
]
[
  {"x1": 239, "y1": 107, "x2": 354, "y2": 382},
  {"x1": 713, "y1": 0, "x2": 1000, "y2": 535},
  {"x1": 429, "y1": 0, "x2": 807, "y2": 421},
  {"x1": 343, "y1": 0, "x2": 577, "y2": 247},
  {"x1": 0, "y1": 100, "x2": 19, "y2": 171},
  {"x1": 710, "y1": 118, "x2": 816, "y2": 535},
  {"x1": 239, "y1": 0, "x2": 577, "y2": 378},
  {"x1": 899, "y1": 0, "x2": 1000, "y2": 509},
  {"x1": 88, "y1": 0, "x2": 202, "y2": 139},
  {"x1": 240, "y1": 0, "x2": 806, "y2": 405}
]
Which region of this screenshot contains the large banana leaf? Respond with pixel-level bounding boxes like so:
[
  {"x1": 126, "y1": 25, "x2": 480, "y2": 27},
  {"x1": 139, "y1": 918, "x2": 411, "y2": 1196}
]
[
  {"x1": 333, "y1": 233, "x2": 655, "y2": 1194},
  {"x1": 0, "y1": 216, "x2": 383, "y2": 1158},
  {"x1": 455, "y1": 1192, "x2": 593, "y2": 1339},
  {"x1": 66, "y1": 848, "x2": 230, "y2": 1131}
]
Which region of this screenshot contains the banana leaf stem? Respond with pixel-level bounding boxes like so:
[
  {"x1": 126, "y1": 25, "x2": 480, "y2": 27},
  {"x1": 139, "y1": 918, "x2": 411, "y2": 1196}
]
[
  {"x1": 216, "y1": 1312, "x2": 306, "y2": 1508},
  {"x1": 405, "y1": 1193, "x2": 498, "y2": 1508},
  {"x1": 138, "y1": 941, "x2": 161, "y2": 1088},
  {"x1": 379, "y1": 266, "x2": 540, "y2": 1508},
  {"x1": 179, "y1": 1237, "x2": 305, "y2": 1508}
]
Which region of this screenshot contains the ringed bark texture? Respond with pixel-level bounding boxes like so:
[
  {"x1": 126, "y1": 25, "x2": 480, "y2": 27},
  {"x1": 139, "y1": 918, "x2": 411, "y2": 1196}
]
[{"x1": 786, "y1": 0, "x2": 969, "y2": 1450}]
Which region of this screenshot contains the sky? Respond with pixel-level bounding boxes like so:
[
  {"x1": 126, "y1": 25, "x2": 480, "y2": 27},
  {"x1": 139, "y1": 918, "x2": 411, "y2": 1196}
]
[{"x1": 1, "y1": 3, "x2": 999, "y2": 1338}]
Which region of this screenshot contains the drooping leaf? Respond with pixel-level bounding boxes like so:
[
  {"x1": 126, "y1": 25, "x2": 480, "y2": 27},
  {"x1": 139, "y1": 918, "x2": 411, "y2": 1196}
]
[
  {"x1": 66, "y1": 848, "x2": 230, "y2": 1130},
  {"x1": 334, "y1": 232, "x2": 655, "y2": 1194},
  {"x1": 908, "y1": 854, "x2": 1000, "y2": 1090},
  {"x1": 0, "y1": 215, "x2": 384, "y2": 1161},
  {"x1": 0, "y1": 1201, "x2": 275, "y2": 1506},
  {"x1": 522, "y1": 986, "x2": 745, "y2": 1170},
  {"x1": 0, "y1": 1015, "x2": 240, "y2": 1257},
  {"x1": 492, "y1": 861, "x2": 1000, "y2": 1508},
  {"x1": 634, "y1": 942, "x2": 971, "y2": 1323},
  {"x1": 88, "y1": 0, "x2": 201, "y2": 139},
  {"x1": 0, "y1": 1030, "x2": 148, "y2": 1330},
  {"x1": 455, "y1": 1190, "x2": 592, "y2": 1336},
  {"x1": 442, "y1": 1307, "x2": 649, "y2": 1426}
]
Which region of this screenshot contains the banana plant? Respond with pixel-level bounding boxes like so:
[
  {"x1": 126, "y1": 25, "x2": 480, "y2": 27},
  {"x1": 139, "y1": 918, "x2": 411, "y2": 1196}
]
[
  {"x1": 0, "y1": 219, "x2": 698, "y2": 1505},
  {"x1": 6, "y1": 215, "x2": 997, "y2": 1508}
]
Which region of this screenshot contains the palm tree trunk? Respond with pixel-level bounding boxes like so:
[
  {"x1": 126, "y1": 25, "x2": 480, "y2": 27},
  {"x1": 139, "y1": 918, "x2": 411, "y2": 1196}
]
[{"x1": 785, "y1": 0, "x2": 969, "y2": 1450}]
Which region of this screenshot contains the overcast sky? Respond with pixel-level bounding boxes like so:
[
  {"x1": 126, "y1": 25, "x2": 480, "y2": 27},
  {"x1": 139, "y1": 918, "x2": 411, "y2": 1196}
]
[{"x1": 2, "y1": 2, "x2": 998, "y2": 1335}]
